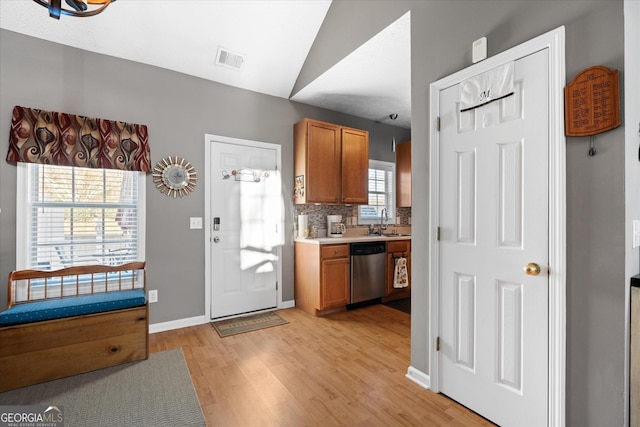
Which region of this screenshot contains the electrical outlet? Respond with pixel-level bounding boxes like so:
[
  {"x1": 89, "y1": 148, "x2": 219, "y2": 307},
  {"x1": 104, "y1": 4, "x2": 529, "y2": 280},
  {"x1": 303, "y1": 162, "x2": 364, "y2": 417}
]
[{"x1": 148, "y1": 289, "x2": 158, "y2": 303}]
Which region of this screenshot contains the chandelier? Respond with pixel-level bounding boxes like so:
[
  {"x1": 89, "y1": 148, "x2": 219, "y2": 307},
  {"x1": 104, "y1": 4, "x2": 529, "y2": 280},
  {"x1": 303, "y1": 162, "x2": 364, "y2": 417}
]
[{"x1": 32, "y1": 0, "x2": 115, "y2": 19}]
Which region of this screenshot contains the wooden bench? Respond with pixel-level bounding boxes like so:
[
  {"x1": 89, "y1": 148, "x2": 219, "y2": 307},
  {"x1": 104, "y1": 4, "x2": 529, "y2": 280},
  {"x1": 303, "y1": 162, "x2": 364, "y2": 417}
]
[{"x1": 0, "y1": 262, "x2": 149, "y2": 392}]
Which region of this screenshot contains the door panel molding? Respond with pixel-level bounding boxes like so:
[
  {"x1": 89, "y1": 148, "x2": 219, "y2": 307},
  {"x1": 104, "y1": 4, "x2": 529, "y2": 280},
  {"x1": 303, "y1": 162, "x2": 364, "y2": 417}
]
[
  {"x1": 496, "y1": 279, "x2": 524, "y2": 392},
  {"x1": 497, "y1": 140, "x2": 523, "y2": 249},
  {"x1": 455, "y1": 150, "x2": 476, "y2": 245},
  {"x1": 454, "y1": 272, "x2": 476, "y2": 370},
  {"x1": 428, "y1": 26, "x2": 566, "y2": 426}
]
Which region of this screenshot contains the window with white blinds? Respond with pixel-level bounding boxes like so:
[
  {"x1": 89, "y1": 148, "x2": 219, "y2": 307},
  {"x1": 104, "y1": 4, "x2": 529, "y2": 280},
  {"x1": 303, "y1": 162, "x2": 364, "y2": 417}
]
[
  {"x1": 358, "y1": 160, "x2": 396, "y2": 225},
  {"x1": 17, "y1": 163, "x2": 145, "y2": 270}
]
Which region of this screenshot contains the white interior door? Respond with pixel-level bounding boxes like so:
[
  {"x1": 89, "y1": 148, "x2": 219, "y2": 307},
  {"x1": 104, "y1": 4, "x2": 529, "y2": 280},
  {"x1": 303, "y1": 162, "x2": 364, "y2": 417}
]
[
  {"x1": 438, "y1": 49, "x2": 549, "y2": 426},
  {"x1": 209, "y1": 139, "x2": 281, "y2": 319}
]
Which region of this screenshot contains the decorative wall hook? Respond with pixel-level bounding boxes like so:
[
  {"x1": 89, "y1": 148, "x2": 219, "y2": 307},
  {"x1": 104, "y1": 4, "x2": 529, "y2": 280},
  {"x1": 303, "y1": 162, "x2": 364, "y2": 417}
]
[{"x1": 221, "y1": 168, "x2": 270, "y2": 183}]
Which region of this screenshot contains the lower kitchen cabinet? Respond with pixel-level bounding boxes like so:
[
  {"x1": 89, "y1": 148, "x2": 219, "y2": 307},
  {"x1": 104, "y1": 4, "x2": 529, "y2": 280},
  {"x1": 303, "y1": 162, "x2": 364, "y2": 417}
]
[
  {"x1": 294, "y1": 242, "x2": 350, "y2": 316},
  {"x1": 385, "y1": 240, "x2": 411, "y2": 300}
]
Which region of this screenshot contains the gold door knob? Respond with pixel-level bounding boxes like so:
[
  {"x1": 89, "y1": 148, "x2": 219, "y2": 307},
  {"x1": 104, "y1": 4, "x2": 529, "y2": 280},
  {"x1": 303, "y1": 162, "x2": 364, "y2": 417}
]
[{"x1": 524, "y1": 262, "x2": 541, "y2": 276}]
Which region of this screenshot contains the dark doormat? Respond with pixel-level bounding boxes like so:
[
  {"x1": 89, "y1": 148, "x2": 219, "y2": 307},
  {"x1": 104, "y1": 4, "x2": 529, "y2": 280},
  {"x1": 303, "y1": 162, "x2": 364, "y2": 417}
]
[
  {"x1": 382, "y1": 297, "x2": 411, "y2": 314},
  {"x1": 211, "y1": 311, "x2": 288, "y2": 337}
]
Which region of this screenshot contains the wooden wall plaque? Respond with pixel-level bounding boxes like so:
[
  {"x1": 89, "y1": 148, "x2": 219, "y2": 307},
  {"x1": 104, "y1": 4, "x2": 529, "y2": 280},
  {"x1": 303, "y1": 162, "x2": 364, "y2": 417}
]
[{"x1": 564, "y1": 66, "x2": 620, "y2": 136}]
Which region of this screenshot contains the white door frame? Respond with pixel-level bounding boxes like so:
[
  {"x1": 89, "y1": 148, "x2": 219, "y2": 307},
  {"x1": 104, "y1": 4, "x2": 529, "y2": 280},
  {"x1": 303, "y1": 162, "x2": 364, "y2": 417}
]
[
  {"x1": 204, "y1": 134, "x2": 283, "y2": 320},
  {"x1": 428, "y1": 27, "x2": 566, "y2": 426}
]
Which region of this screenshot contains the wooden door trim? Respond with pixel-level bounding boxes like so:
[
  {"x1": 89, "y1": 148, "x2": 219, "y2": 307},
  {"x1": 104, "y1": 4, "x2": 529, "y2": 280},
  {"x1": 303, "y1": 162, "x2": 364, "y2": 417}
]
[{"x1": 426, "y1": 27, "x2": 566, "y2": 426}]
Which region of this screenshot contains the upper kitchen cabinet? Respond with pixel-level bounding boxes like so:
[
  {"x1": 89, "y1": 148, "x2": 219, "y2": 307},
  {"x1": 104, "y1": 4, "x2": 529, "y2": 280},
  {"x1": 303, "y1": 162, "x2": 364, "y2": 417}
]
[
  {"x1": 340, "y1": 127, "x2": 369, "y2": 204},
  {"x1": 396, "y1": 140, "x2": 411, "y2": 207},
  {"x1": 294, "y1": 118, "x2": 369, "y2": 205}
]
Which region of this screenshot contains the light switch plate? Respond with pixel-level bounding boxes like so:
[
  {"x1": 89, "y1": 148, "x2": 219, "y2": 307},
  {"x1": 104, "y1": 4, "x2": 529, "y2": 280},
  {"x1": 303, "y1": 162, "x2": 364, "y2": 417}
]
[
  {"x1": 633, "y1": 220, "x2": 640, "y2": 248},
  {"x1": 190, "y1": 217, "x2": 203, "y2": 229}
]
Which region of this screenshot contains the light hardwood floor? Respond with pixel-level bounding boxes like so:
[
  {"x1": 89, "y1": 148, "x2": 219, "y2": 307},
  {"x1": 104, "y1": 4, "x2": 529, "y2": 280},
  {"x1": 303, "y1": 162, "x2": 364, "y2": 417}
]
[{"x1": 149, "y1": 304, "x2": 494, "y2": 426}]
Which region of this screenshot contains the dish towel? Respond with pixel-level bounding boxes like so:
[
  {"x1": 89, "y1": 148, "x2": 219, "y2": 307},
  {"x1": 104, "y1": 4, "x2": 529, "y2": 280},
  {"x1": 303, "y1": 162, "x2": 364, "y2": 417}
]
[{"x1": 393, "y1": 257, "x2": 409, "y2": 288}]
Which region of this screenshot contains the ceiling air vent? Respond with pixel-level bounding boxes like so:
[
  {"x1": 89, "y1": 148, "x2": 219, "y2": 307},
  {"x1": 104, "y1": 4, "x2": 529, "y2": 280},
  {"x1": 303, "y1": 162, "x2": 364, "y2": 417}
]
[{"x1": 215, "y1": 47, "x2": 245, "y2": 71}]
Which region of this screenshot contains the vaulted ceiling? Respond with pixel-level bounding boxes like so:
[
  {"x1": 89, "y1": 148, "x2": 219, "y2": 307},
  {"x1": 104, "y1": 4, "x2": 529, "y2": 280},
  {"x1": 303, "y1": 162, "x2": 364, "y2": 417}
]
[{"x1": 0, "y1": 0, "x2": 411, "y2": 128}]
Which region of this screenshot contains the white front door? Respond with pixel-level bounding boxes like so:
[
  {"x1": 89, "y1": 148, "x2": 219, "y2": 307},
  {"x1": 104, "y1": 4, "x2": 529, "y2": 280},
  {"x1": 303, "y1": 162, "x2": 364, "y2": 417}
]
[
  {"x1": 438, "y1": 49, "x2": 549, "y2": 426},
  {"x1": 208, "y1": 138, "x2": 281, "y2": 319}
]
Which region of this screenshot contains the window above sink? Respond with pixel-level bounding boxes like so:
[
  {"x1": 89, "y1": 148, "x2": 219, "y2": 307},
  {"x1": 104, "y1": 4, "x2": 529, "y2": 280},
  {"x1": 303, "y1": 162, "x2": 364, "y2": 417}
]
[{"x1": 358, "y1": 160, "x2": 396, "y2": 225}]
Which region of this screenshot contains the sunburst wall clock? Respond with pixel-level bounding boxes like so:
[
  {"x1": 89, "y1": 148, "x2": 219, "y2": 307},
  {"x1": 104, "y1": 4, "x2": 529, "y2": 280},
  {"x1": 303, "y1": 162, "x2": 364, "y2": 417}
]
[{"x1": 152, "y1": 156, "x2": 197, "y2": 198}]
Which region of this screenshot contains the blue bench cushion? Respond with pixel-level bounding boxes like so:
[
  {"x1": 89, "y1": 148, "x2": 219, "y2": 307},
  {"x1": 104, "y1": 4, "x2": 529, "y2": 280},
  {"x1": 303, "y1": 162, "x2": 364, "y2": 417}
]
[{"x1": 0, "y1": 290, "x2": 146, "y2": 326}]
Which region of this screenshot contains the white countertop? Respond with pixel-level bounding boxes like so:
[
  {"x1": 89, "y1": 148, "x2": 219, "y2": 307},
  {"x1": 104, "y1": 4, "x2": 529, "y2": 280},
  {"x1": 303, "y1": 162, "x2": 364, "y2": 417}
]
[{"x1": 295, "y1": 235, "x2": 411, "y2": 244}]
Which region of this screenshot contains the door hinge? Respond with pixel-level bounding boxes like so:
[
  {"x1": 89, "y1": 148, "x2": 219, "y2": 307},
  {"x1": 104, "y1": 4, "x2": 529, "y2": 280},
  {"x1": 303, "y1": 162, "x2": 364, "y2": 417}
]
[
  {"x1": 436, "y1": 227, "x2": 441, "y2": 241},
  {"x1": 436, "y1": 336, "x2": 440, "y2": 351},
  {"x1": 276, "y1": 281, "x2": 278, "y2": 291},
  {"x1": 435, "y1": 116, "x2": 441, "y2": 131}
]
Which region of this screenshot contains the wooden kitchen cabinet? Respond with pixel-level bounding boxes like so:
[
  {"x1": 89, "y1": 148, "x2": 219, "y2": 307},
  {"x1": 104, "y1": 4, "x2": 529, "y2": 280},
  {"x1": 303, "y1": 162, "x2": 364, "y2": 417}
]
[
  {"x1": 294, "y1": 242, "x2": 350, "y2": 315},
  {"x1": 340, "y1": 127, "x2": 369, "y2": 204},
  {"x1": 396, "y1": 140, "x2": 411, "y2": 207},
  {"x1": 293, "y1": 118, "x2": 369, "y2": 205},
  {"x1": 385, "y1": 240, "x2": 411, "y2": 300},
  {"x1": 320, "y1": 245, "x2": 351, "y2": 309}
]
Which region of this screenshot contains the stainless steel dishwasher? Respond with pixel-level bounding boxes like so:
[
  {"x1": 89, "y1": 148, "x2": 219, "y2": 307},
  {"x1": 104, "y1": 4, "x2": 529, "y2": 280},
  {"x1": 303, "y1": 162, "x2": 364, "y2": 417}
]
[{"x1": 350, "y1": 241, "x2": 386, "y2": 304}]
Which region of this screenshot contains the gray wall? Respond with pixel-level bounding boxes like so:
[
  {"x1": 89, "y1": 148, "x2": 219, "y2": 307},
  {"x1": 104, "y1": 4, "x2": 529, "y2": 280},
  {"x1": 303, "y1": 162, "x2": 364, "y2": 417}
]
[
  {"x1": 624, "y1": 2, "x2": 640, "y2": 423},
  {"x1": 0, "y1": 29, "x2": 407, "y2": 318},
  {"x1": 0, "y1": 0, "x2": 629, "y2": 423},
  {"x1": 299, "y1": 0, "x2": 626, "y2": 425}
]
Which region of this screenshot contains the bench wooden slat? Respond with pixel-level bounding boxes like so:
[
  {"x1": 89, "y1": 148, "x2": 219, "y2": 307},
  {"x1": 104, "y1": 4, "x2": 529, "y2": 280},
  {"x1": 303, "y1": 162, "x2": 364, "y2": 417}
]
[{"x1": 7, "y1": 261, "x2": 146, "y2": 308}]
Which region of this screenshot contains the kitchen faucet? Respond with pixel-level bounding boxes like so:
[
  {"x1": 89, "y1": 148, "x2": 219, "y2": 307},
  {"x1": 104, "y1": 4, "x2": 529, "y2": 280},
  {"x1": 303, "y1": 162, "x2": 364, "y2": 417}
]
[{"x1": 378, "y1": 208, "x2": 388, "y2": 235}]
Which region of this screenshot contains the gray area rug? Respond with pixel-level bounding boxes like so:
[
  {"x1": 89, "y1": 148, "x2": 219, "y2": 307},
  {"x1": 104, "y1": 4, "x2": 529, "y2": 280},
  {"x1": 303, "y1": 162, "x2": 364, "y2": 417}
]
[{"x1": 0, "y1": 348, "x2": 205, "y2": 427}]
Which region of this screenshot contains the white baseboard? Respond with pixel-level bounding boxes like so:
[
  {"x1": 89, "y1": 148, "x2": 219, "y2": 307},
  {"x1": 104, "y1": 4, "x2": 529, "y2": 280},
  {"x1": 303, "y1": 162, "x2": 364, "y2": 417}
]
[
  {"x1": 149, "y1": 302, "x2": 295, "y2": 334},
  {"x1": 149, "y1": 315, "x2": 208, "y2": 334},
  {"x1": 279, "y1": 300, "x2": 295, "y2": 309},
  {"x1": 406, "y1": 365, "x2": 431, "y2": 390}
]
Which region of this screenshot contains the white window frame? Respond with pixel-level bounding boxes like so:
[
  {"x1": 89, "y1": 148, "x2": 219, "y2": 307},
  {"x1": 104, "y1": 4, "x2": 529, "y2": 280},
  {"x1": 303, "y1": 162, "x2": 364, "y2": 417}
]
[
  {"x1": 16, "y1": 162, "x2": 146, "y2": 270},
  {"x1": 358, "y1": 159, "x2": 396, "y2": 225}
]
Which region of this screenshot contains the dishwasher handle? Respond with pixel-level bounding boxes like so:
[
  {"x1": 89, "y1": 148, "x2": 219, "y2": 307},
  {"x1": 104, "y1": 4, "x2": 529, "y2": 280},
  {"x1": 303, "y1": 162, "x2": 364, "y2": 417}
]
[{"x1": 350, "y1": 242, "x2": 386, "y2": 256}]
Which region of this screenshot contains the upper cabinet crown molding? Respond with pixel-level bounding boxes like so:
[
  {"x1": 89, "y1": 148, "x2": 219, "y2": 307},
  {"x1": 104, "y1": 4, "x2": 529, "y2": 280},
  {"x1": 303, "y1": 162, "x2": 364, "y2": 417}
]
[{"x1": 294, "y1": 118, "x2": 369, "y2": 205}]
